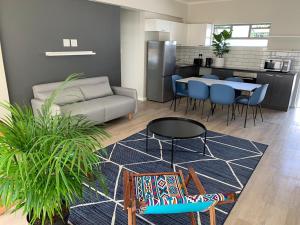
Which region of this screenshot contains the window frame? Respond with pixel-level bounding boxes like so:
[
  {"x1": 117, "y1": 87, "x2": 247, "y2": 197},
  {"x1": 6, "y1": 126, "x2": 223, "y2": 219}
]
[{"x1": 214, "y1": 23, "x2": 271, "y2": 40}]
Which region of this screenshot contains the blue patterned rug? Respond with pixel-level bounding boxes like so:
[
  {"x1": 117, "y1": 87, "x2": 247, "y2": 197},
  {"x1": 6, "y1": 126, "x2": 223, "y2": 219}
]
[{"x1": 69, "y1": 129, "x2": 268, "y2": 225}]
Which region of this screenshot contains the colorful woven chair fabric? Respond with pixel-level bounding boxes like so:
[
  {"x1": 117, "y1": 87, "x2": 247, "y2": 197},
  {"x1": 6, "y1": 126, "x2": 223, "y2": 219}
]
[{"x1": 135, "y1": 175, "x2": 230, "y2": 214}]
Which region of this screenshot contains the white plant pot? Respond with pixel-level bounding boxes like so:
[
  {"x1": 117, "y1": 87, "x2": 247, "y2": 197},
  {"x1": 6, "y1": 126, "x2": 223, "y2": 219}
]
[{"x1": 214, "y1": 58, "x2": 225, "y2": 68}]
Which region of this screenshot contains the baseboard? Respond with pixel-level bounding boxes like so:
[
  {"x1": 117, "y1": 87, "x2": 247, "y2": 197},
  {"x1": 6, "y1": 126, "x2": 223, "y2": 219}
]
[{"x1": 138, "y1": 97, "x2": 147, "y2": 102}]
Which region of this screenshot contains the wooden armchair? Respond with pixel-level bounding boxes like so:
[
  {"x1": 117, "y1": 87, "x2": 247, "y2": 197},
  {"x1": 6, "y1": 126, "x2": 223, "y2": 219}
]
[{"x1": 123, "y1": 167, "x2": 237, "y2": 225}]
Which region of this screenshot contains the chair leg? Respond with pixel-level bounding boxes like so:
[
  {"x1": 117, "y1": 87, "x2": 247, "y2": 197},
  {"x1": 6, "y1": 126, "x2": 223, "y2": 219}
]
[
  {"x1": 244, "y1": 104, "x2": 249, "y2": 128},
  {"x1": 185, "y1": 97, "x2": 189, "y2": 114},
  {"x1": 174, "y1": 95, "x2": 177, "y2": 112},
  {"x1": 190, "y1": 98, "x2": 193, "y2": 106},
  {"x1": 189, "y1": 212, "x2": 197, "y2": 225},
  {"x1": 207, "y1": 103, "x2": 213, "y2": 122},
  {"x1": 241, "y1": 104, "x2": 244, "y2": 116},
  {"x1": 209, "y1": 207, "x2": 216, "y2": 225},
  {"x1": 255, "y1": 105, "x2": 258, "y2": 120},
  {"x1": 132, "y1": 211, "x2": 136, "y2": 225},
  {"x1": 212, "y1": 104, "x2": 216, "y2": 115},
  {"x1": 259, "y1": 104, "x2": 264, "y2": 122},
  {"x1": 227, "y1": 105, "x2": 230, "y2": 126},
  {"x1": 170, "y1": 98, "x2": 174, "y2": 109},
  {"x1": 192, "y1": 99, "x2": 197, "y2": 111},
  {"x1": 128, "y1": 208, "x2": 133, "y2": 225},
  {"x1": 233, "y1": 104, "x2": 236, "y2": 120},
  {"x1": 179, "y1": 96, "x2": 182, "y2": 105},
  {"x1": 251, "y1": 106, "x2": 256, "y2": 126},
  {"x1": 231, "y1": 104, "x2": 236, "y2": 121},
  {"x1": 201, "y1": 100, "x2": 205, "y2": 119}
]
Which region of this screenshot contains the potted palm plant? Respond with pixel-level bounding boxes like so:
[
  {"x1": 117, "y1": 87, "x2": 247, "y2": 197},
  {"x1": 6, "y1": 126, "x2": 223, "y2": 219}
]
[
  {"x1": 0, "y1": 75, "x2": 109, "y2": 225},
  {"x1": 0, "y1": 202, "x2": 6, "y2": 215},
  {"x1": 212, "y1": 30, "x2": 232, "y2": 68}
]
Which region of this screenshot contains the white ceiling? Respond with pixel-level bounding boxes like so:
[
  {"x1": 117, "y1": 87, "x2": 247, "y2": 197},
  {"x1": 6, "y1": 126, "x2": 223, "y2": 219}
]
[{"x1": 176, "y1": 0, "x2": 233, "y2": 4}]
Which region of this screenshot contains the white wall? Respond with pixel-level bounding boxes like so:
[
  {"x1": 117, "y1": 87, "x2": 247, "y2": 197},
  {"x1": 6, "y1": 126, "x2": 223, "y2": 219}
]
[
  {"x1": 91, "y1": 0, "x2": 187, "y2": 19},
  {"x1": 120, "y1": 9, "x2": 146, "y2": 100},
  {"x1": 0, "y1": 42, "x2": 10, "y2": 119},
  {"x1": 187, "y1": 0, "x2": 300, "y2": 50},
  {"x1": 143, "y1": 11, "x2": 183, "y2": 23}
]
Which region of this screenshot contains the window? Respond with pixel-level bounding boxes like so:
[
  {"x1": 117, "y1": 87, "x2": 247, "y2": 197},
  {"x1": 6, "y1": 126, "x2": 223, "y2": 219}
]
[
  {"x1": 214, "y1": 25, "x2": 231, "y2": 35},
  {"x1": 213, "y1": 23, "x2": 271, "y2": 47}
]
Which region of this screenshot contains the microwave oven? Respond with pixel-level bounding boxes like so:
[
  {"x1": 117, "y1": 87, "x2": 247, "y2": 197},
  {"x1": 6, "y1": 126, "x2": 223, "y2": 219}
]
[{"x1": 264, "y1": 59, "x2": 291, "y2": 72}]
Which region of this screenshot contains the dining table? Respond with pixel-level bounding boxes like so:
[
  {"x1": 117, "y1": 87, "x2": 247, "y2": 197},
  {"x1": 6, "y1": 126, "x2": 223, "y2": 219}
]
[
  {"x1": 173, "y1": 77, "x2": 262, "y2": 112},
  {"x1": 176, "y1": 77, "x2": 261, "y2": 92}
]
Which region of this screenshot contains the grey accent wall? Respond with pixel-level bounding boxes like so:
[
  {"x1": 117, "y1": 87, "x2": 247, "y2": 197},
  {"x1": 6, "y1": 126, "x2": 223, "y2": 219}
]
[{"x1": 0, "y1": 0, "x2": 121, "y2": 104}]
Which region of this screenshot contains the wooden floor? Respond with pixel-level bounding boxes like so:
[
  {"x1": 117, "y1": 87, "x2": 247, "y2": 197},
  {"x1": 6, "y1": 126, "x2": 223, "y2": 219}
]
[{"x1": 1, "y1": 100, "x2": 300, "y2": 225}]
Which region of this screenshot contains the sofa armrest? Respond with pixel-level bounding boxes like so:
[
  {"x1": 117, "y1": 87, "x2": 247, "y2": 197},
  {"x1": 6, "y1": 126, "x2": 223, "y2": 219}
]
[
  {"x1": 111, "y1": 86, "x2": 138, "y2": 113},
  {"x1": 111, "y1": 86, "x2": 137, "y2": 99},
  {"x1": 31, "y1": 99, "x2": 62, "y2": 116}
]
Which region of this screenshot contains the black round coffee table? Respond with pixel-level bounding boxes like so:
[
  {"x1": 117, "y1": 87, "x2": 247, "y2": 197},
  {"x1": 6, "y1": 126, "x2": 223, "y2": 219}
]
[{"x1": 146, "y1": 117, "x2": 207, "y2": 167}]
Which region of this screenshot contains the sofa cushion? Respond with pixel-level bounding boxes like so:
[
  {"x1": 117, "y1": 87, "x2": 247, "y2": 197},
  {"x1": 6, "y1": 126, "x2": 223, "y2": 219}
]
[
  {"x1": 61, "y1": 95, "x2": 135, "y2": 123},
  {"x1": 35, "y1": 87, "x2": 84, "y2": 105},
  {"x1": 60, "y1": 99, "x2": 105, "y2": 124},
  {"x1": 80, "y1": 82, "x2": 113, "y2": 100},
  {"x1": 98, "y1": 95, "x2": 136, "y2": 121}
]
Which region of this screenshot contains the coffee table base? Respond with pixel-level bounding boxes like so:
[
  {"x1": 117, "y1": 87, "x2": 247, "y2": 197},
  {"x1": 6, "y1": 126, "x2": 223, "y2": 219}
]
[{"x1": 146, "y1": 127, "x2": 207, "y2": 168}]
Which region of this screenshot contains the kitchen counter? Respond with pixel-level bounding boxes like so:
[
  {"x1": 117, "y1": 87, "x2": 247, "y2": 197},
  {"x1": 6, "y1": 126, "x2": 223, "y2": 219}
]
[
  {"x1": 200, "y1": 66, "x2": 296, "y2": 76},
  {"x1": 176, "y1": 63, "x2": 199, "y2": 68}
]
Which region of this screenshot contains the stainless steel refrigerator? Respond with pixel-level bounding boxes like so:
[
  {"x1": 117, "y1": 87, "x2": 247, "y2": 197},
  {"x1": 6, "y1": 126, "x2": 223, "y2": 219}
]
[{"x1": 146, "y1": 41, "x2": 176, "y2": 103}]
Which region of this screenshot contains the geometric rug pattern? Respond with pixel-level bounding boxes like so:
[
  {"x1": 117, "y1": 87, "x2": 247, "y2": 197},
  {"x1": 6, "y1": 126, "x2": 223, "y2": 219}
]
[{"x1": 69, "y1": 129, "x2": 268, "y2": 225}]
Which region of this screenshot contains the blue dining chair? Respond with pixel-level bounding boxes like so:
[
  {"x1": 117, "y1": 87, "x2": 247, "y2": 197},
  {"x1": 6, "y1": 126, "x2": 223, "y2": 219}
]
[
  {"x1": 225, "y1": 76, "x2": 244, "y2": 100},
  {"x1": 187, "y1": 80, "x2": 209, "y2": 117},
  {"x1": 202, "y1": 74, "x2": 219, "y2": 80},
  {"x1": 225, "y1": 77, "x2": 244, "y2": 83},
  {"x1": 236, "y1": 84, "x2": 269, "y2": 128},
  {"x1": 171, "y1": 75, "x2": 188, "y2": 111},
  {"x1": 207, "y1": 84, "x2": 236, "y2": 126}
]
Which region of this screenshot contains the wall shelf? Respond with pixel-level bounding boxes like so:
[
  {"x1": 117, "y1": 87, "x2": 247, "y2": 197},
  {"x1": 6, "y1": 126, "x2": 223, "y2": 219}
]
[{"x1": 45, "y1": 51, "x2": 96, "y2": 56}]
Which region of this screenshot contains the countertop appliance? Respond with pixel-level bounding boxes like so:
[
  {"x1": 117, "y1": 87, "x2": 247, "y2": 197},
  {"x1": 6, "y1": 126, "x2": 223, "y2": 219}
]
[
  {"x1": 264, "y1": 59, "x2": 291, "y2": 72},
  {"x1": 193, "y1": 54, "x2": 203, "y2": 66},
  {"x1": 205, "y1": 58, "x2": 213, "y2": 67},
  {"x1": 147, "y1": 41, "x2": 176, "y2": 103}
]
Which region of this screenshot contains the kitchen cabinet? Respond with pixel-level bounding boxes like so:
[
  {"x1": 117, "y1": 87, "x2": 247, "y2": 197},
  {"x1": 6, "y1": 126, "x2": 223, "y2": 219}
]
[
  {"x1": 186, "y1": 24, "x2": 212, "y2": 46},
  {"x1": 257, "y1": 73, "x2": 296, "y2": 111},
  {"x1": 145, "y1": 19, "x2": 171, "y2": 32},
  {"x1": 145, "y1": 19, "x2": 212, "y2": 46},
  {"x1": 200, "y1": 67, "x2": 212, "y2": 76},
  {"x1": 256, "y1": 73, "x2": 274, "y2": 106},
  {"x1": 211, "y1": 68, "x2": 233, "y2": 79},
  {"x1": 176, "y1": 65, "x2": 200, "y2": 77},
  {"x1": 170, "y1": 22, "x2": 187, "y2": 45}
]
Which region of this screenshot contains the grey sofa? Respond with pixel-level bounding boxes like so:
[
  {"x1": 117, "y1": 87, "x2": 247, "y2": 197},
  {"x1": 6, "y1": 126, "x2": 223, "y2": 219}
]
[{"x1": 31, "y1": 76, "x2": 137, "y2": 124}]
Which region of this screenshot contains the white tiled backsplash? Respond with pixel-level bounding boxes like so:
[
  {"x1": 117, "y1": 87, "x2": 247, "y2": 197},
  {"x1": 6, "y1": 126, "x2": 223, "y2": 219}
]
[{"x1": 176, "y1": 46, "x2": 300, "y2": 74}]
